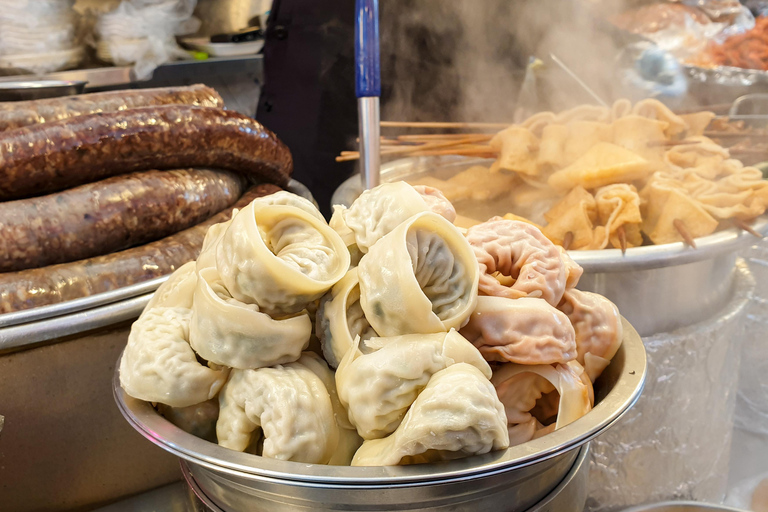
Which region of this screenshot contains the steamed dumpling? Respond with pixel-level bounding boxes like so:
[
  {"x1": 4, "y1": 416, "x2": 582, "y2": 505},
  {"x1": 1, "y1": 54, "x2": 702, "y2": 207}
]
[
  {"x1": 197, "y1": 217, "x2": 234, "y2": 272},
  {"x1": 460, "y1": 296, "x2": 577, "y2": 365},
  {"x1": 336, "y1": 182, "x2": 457, "y2": 253},
  {"x1": 336, "y1": 330, "x2": 491, "y2": 440},
  {"x1": 119, "y1": 307, "x2": 229, "y2": 408},
  {"x1": 316, "y1": 268, "x2": 378, "y2": 368},
  {"x1": 216, "y1": 201, "x2": 350, "y2": 316},
  {"x1": 189, "y1": 267, "x2": 312, "y2": 369},
  {"x1": 558, "y1": 289, "x2": 623, "y2": 382},
  {"x1": 358, "y1": 211, "x2": 479, "y2": 336},
  {"x1": 142, "y1": 261, "x2": 197, "y2": 314},
  {"x1": 351, "y1": 363, "x2": 509, "y2": 466},
  {"x1": 216, "y1": 353, "x2": 340, "y2": 464},
  {"x1": 249, "y1": 190, "x2": 325, "y2": 221}
]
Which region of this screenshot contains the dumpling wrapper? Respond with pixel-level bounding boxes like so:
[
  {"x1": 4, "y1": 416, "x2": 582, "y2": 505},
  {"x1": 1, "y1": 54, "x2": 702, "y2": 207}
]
[
  {"x1": 542, "y1": 186, "x2": 601, "y2": 250},
  {"x1": 249, "y1": 190, "x2": 325, "y2": 221},
  {"x1": 492, "y1": 361, "x2": 592, "y2": 431},
  {"x1": 351, "y1": 363, "x2": 509, "y2": 466},
  {"x1": 189, "y1": 267, "x2": 312, "y2": 369},
  {"x1": 316, "y1": 268, "x2": 378, "y2": 369},
  {"x1": 120, "y1": 307, "x2": 229, "y2": 408},
  {"x1": 336, "y1": 181, "x2": 457, "y2": 253},
  {"x1": 465, "y1": 219, "x2": 579, "y2": 307},
  {"x1": 216, "y1": 201, "x2": 350, "y2": 316},
  {"x1": 358, "y1": 211, "x2": 479, "y2": 336},
  {"x1": 197, "y1": 217, "x2": 234, "y2": 272},
  {"x1": 336, "y1": 330, "x2": 491, "y2": 440},
  {"x1": 641, "y1": 185, "x2": 718, "y2": 245},
  {"x1": 460, "y1": 296, "x2": 577, "y2": 365},
  {"x1": 489, "y1": 126, "x2": 540, "y2": 176},
  {"x1": 548, "y1": 142, "x2": 651, "y2": 192},
  {"x1": 407, "y1": 176, "x2": 467, "y2": 203},
  {"x1": 216, "y1": 353, "x2": 340, "y2": 464},
  {"x1": 594, "y1": 184, "x2": 644, "y2": 250},
  {"x1": 142, "y1": 261, "x2": 197, "y2": 315},
  {"x1": 558, "y1": 289, "x2": 623, "y2": 382}
]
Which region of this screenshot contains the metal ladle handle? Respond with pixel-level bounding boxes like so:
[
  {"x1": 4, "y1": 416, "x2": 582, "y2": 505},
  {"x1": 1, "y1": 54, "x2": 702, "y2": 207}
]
[{"x1": 355, "y1": 0, "x2": 381, "y2": 190}]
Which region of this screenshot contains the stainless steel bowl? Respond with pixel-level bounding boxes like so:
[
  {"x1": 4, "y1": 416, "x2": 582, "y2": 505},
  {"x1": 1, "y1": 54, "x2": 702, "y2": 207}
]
[
  {"x1": 114, "y1": 317, "x2": 645, "y2": 512},
  {"x1": 0, "y1": 80, "x2": 87, "y2": 101},
  {"x1": 332, "y1": 157, "x2": 768, "y2": 336},
  {"x1": 621, "y1": 501, "x2": 749, "y2": 512}
]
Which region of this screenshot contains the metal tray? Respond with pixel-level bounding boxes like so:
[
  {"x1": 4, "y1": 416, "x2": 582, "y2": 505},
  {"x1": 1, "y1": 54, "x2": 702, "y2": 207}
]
[
  {"x1": 0, "y1": 179, "x2": 314, "y2": 332},
  {"x1": 621, "y1": 501, "x2": 748, "y2": 512},
  {"x1": 114, "y1": 317, "x2": 645, "y2": 511},
  {"x1": 332, "y1": 157, "x2": 768, "y2": 335}
]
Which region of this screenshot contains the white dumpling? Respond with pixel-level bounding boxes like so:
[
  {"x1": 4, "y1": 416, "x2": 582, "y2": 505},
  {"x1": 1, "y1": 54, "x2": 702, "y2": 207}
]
[
  {"x1": 249, "y1": 190, "x2": 325, "y2": 221},
  {"x1": 336, "y1": 330, "x2": 491, "y2": 440},
  {"x1": 142, "y1": 261, "x2": 197, "y2": 315},
  {"x1": 358, "y1": 211, "x2": 479, "y2": 337},
  {"x1": 338, "y1": 181, "x2": 457, "y2": 253},
  {"x1": 216, "y1": 201, "x2": 350, "y2": 316},
  {"x1": 558, "y1": 289, "x2": 623, "y2": 382},
  {"x1": 351, "y1": 363, "x2": 509, "y2": 466},
  {"x1": 295, "y1": 352, "x2": 363, "y2": 465},
  {"x1": 460, "y1": 296, "x2": 577, "y2": 365},
  {"x1": 197, "y1": 217, "x2": 234, "y2": 272},
  {"x1": 491, "y1": 361, "x2": 592, "y2": 431},
  {"x1": 316, "y1": 268, "x2": 378, "y2": 368},
  {"x1": 189, "y1": 267, "x2": 311, "y2": 369},
  {"x1": 216, "y1": 354, "x2": 339, "y2": 464},
  {"x1": 119, "y1": 307, "x2": 229, "y2": 408}
]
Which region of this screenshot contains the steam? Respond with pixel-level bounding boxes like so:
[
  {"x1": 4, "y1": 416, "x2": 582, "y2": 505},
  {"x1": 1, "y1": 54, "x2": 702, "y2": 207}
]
[{"x1": 379, "y1": 1, "x2": 637, "y2": 123}]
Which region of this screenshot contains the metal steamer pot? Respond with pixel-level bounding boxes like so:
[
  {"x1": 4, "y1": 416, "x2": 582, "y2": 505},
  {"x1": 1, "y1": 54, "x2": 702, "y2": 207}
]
[
  {"x1": 0, "y1": 180, "x2": 312, "y2": 512},
  {"x1": 332, "y1": 157, "x2": 768, "y2": 336},
  {"x1": 115, "y1": 318, "x2": 646, "y2": 512}
]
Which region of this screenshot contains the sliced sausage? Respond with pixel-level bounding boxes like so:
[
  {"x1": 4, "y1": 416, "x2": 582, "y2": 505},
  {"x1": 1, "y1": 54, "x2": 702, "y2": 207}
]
[
  {"x1": 0, "y1": 84, "x2": 224, "y2": 131},
  {"x1": 0, "y1": 168, "x2": 245, "y2": 272},
  {"x1": 0, "y1": 106, "x2": 292, "y2": 201},
  {"x1": 0, "y1": 184, "x2": 281, "y2": 314}
]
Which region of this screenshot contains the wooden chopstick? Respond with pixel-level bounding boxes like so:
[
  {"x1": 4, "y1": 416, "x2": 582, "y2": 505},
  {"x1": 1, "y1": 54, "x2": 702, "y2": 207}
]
[
  {"x1": 336, "y1": 137, "x2": 490, "y2": 162},
  {"x1": 381, "y1": 121, "x2": 512, "y2": 130}
]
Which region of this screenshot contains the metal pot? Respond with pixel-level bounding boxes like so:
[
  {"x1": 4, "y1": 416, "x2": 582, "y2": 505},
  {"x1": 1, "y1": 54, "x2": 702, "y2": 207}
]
[
  {"x1": 621, "y1": 502, "x2": 749, "y2": 512},
  {"x1": 115, "y1": 318, "x2": 645, "y2": 512},
  {"x1": 332, "y1": 157, "x2": 768, "y2": 336},
  {"x1": 0, "y1": 80, "x2": 87, "y2": 101}
]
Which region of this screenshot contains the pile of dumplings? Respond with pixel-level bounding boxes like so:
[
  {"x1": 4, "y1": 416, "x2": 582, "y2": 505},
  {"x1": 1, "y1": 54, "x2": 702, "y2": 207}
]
[{"x1": 119, "y1": 182, "x2": 623, "y2": 467}]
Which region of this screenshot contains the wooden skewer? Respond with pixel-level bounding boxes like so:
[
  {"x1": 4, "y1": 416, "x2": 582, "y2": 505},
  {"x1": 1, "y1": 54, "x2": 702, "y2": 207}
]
[
  {"x1": 646, "y1": 140, "x2": 703, "y2": 148},
  {"x1": 673, "y1": 219, "x2": 697, "y2": 248},
  {"x1": 336, "y1": 137, "x2": 490, "y2": 162},
  {"x1": 617, "y1": 225, "x2": 627, "y2": 254},
  {"x1": 563, "y1": 231, "x2": 574, "y2": 251},
  {"x1": 734, "y1": 218, "x2": 764, "y2": 239},
  {"x1": 381, "y1": 121, "x2": 512, "y2": 130},
  {"x1": 397, "y1": 133, "x2": 495, "y2": 142}
]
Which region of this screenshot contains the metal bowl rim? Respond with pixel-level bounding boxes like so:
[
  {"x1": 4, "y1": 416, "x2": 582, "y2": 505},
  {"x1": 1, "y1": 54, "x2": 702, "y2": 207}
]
[
  {"x1": 363, "y1": 156, "x2": 768, "y2": 272},
  {"x1": 620, "y1": 500, "x2": 749, "y2": 512},
  {"x1": 113, "y1": 318, "x2": 645, "y2": 486},
  {"x1": 0, "y1": 80, "x2": 88, "y2": 90}
]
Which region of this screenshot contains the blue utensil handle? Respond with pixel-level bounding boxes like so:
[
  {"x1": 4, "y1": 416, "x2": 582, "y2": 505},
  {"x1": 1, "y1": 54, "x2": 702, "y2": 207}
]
[{"x1": 355, "y1": 0, "x2": 380, "y2": 98}]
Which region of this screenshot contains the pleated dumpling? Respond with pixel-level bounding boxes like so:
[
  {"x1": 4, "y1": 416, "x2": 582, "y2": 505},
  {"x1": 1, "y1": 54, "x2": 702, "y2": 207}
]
[
  {"x1": 316, "y1": 268, "x2": 378, "y2": 368},
  {"x1": 335, "y1": 181, "x2": 457, "y2": 253},
  {"x1": 336, "y1": 329, "x2": 491, "y2": 440},
  {"x1": 189, "y1": 267, "x2": 312, "y2": 369},
  {"x1": 119, "y1": 307, "x2": 229, "y2": 408},
  {"x1": 351, "y1": 364, "x2": 509, "y2": 466},
  {"x1": 197, "y1": 217, "x2": 234, "y2": 272},
  {"x1": 216, "y1": 200, "x2": 350, "y2": 316},
  {"x1": 216, "y1": 353, "x2": 340, "y2": 464},
  {"x1": 460, "y1": 296, "x2": 577, "y2": 365},
  {"x1": 249, "y1": 190, "x2": 325, "y2": 221},
  {"x1": 142, "y1": 261, "x2": 197, "y2": 314},
  {"x1": 358, "y1": 211, "x2": 479, "y2": 337},
  {"x1": 558, "y1": 289, "x2": 623, "y2": 382}
]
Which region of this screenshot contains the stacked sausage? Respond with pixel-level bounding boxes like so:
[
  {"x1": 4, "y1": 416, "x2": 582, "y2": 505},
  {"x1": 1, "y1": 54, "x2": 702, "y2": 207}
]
[{"x1": 0, "y1": 84, "x2": 293, "y2": 314}]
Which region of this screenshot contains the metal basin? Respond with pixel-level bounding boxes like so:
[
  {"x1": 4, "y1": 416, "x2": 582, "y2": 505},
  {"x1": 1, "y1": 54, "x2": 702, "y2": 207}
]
[
  {"x1": 0, "y1": 80, "x2": 87, "y2": 101},
  {"x1": 332, "y1": 157, "x2": 768, "y2": 336},
  {"x1": 622, "y1": 501, "x2": 749, "y2": 512},
  {"x1": 114, "y1": 317, "x2": 645, "y2": 512}
]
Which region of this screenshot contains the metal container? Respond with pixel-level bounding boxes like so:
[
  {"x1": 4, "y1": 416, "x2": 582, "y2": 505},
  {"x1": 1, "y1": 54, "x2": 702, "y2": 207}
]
[
  {"x1": 621, "y1": 502, "x2": 749, "y2": 512},
  {"x1": 180, "y1": 444, "x2": 592, "y2": 512},
  {"x1": 0, "y1": 80, "x2": 87, "y2": 101},
  {"x1": 332, "y1": 157, "x2": 768, "y2": 336},
  {"x1": 115, "y1": 317, "x2": 645, "y2": 512}
]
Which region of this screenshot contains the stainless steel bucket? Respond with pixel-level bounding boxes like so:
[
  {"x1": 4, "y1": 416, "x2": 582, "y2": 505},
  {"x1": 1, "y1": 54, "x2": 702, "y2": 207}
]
[
  {"x1": 115, "y1": 318, "x2": 645, "y2": 512},
  {"x1": 332, "y1": 157, "x2": 768, "y2": 336}
]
